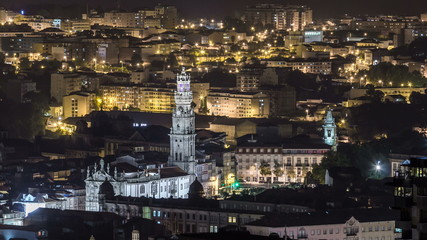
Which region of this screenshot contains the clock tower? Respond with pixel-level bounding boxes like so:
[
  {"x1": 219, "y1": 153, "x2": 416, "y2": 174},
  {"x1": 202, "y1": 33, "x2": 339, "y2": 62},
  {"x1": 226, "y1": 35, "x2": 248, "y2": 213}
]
[{"x1": 168, "y1": 68, "x2": 196, "y2": 174}]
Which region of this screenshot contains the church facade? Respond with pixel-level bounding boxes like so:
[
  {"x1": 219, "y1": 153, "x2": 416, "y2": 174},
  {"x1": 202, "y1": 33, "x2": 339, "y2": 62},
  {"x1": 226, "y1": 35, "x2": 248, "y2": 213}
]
[{"x1": 85, "y1": 69, "x2": 198, "y2": 212}]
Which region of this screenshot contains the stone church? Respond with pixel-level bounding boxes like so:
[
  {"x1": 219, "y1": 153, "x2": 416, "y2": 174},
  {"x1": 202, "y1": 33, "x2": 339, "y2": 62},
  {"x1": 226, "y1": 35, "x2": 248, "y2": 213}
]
[{"x1": 85, "y1": 69, "x2": 198, "y2": 212}]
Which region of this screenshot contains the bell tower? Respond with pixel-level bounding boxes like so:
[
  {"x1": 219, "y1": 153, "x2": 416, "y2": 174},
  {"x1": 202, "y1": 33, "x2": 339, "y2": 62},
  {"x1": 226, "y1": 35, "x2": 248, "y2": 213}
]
[
  {"x1": 168, "y1": 68, "x2": 196, "y2": 174},
  {"x1": 323, "y1": 109, "x2": 337, "y2": 150}
]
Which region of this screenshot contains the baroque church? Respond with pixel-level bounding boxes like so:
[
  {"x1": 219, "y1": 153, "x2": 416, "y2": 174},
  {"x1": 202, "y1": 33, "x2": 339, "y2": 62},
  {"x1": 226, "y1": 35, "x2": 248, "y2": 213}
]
[{"x1": 85, "y1": 68, "x2": 198, "y2": 212}]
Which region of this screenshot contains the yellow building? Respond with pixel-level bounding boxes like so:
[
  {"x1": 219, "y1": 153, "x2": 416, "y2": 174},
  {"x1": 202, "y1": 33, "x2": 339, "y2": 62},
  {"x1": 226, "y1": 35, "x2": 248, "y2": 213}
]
[
  {"x1": 207, "y1": 90, "x2": 270, "y2": 118},
  {"x1": 63, "y1": 92, "x2": 96, "y2": 118},
  {"x1": 139, "y1": 87, "x2": 174, "y2": 113},
  {"x1": 61, "y1": 19, "x2": 91, "y2": 32},
  {"x1": 100, "y1": 84, "x2": 175, "y2": 113},
  {"x1": 100, "y1": 85, "x2": 139, "y2": 110}
]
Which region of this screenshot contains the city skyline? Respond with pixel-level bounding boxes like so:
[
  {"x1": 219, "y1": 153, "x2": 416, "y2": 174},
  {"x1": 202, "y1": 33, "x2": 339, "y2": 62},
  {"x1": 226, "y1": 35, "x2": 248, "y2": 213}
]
[{"x1": 3, "y1": 0, "x2": 427, "y2": 18}]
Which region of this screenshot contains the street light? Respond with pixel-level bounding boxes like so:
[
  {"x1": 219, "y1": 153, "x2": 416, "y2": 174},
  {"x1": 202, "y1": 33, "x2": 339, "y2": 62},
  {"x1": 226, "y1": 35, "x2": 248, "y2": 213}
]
[{"x1": 375, "y1": 162, "x2": 381, "y2": 171}]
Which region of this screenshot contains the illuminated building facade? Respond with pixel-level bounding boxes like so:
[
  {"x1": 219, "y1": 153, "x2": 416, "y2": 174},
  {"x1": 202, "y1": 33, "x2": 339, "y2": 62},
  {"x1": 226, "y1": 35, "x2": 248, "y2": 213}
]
[
  {"x1": 235, "y1": 144, "x2": 329, "y2": 184},
  {"x1": 207, "y1": 90, "x2": 270, "y2": 118},
  {"x1": 99, "y1": 84, "x2": 175, "y2": 112},
  {"x1": 264, "y1": 59, "x2": 332, "y2": 74},
  {"x1": 62, "y1": 92, "x2": 96, "y2": 119},
  {"x1": 391, "y1": 157, "x2": 427, "y2": 239}
]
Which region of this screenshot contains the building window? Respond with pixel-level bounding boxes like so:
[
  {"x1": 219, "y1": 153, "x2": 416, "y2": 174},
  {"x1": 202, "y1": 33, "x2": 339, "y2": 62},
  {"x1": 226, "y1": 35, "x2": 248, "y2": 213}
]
[{"x1": 228, "y1": 216, "x2": 237, "y2": 223}]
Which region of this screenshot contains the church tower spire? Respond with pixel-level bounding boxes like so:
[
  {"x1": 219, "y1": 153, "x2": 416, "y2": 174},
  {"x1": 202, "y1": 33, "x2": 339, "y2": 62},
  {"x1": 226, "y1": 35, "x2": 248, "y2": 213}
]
[
  {"x1": 323, "y1": 108, "x2": 337, "y2": 150},
  {"x1": 168, "y1": 68, "x2": 196, "y2": 174}
]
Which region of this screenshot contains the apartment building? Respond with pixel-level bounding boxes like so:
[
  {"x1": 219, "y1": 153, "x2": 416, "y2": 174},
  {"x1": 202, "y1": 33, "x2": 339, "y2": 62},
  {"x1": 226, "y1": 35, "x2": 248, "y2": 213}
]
[
  {"x1": 235, "y1": 140, "x2": 330, "y2": 184},
  {"x1": 263, "y1": 58, "x2": 332, "y2": 74},
  {"x1": 245, "y1": 208, "x2": 400, "y2": 240},
  {"x1": 207, "y1": 90, "x2": 270, "y2": 118},
  {"x1": 62, "y1": 92, "x2": 96, "y2": 118}
]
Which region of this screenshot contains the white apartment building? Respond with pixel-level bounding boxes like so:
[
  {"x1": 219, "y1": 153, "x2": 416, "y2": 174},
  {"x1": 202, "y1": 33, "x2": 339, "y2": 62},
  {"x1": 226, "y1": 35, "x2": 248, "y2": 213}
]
[
  {"x1": 235, "y1": 143, "x2": 330, "y2": 184},
  {"x1": 245, "y1": 209, "x2": 400, "y2": 240}
]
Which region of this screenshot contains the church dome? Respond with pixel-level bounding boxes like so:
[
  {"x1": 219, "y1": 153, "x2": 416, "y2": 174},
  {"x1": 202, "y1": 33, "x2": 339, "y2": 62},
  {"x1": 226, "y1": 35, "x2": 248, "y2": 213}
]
[{"x1": 189, "y1": 178, "x2": 204, "y2": 198}]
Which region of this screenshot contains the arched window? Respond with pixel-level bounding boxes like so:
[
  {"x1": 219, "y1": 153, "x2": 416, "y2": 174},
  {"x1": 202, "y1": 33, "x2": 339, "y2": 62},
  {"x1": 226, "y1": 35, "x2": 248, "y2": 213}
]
[{"x1": 140, "y1": 185, "x2": 145, "y2": 194}]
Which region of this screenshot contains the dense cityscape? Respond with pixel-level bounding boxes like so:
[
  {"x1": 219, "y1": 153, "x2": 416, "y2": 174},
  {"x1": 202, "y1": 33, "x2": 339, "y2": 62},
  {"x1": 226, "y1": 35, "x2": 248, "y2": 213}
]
[{"x1": 0, "y1": 1, "x2": 427, "y2": 240}]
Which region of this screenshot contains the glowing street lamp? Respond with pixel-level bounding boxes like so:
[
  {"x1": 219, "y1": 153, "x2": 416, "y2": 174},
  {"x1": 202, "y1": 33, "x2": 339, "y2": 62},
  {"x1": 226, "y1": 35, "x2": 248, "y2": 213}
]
[{"x1": 375, "y1": 162, "x2": 381, "y2": 171}]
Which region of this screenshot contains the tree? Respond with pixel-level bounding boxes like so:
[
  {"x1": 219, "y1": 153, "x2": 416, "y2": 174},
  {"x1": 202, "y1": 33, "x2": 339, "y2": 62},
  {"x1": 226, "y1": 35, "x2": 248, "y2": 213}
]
[
  {"x1": 131, "y1": 53, "x2": 142, "y2": 66},
  {"x1": 273, "y1": 160, "x2": 284, "y2": 181},
  {"x1": 19, "y1": 57, "x2": 31, "y2": 70},
  {"x1": 409, "y1": 91, "x2": 427, "y2": 109},
  {"x1": 275, "y1": 36, "x2": 284, "y2": 47},
  {"x1": 166, "y1": 53, "x2": 178, "y2": 68},
  {"x1": 259, "y1": 160, "x2": 272, "y2": 180},
  {"x1": 0, "y1": 52, "x2": 5, "y2": 63},
  {"x1": 225, "y1": 57, "x2": 237, "y2": 65},
  {"x1": 311, "y1": 151, "x2": 351, "y2": 184},
  {"x1": 365, "y1": 84, "x2": 384, "y2": 103},
  {"x1": 286, "y1": 168, "x2": 296, "y2": 181}
]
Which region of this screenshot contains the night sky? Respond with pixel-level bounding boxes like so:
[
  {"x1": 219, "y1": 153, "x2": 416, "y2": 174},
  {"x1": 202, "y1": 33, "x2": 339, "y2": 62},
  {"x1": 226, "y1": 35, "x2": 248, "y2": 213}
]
[{"x1": 2, "y1": 0, "x2": 427, "y2": 19}]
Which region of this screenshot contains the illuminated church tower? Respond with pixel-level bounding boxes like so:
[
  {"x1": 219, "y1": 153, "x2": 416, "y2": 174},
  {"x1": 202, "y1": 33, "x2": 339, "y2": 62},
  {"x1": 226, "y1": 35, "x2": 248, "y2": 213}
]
[
  {"x1": 323, "y1": 109, "x2": 337, "y2": 149},
  {"x1": 168, "y1": 68, "x2": 196, "y2": 174}
]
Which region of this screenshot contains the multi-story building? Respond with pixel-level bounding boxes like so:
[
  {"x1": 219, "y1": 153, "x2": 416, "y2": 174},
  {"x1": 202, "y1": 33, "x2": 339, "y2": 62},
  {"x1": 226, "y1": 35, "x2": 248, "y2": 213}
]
[
  {"x1": 207, "y1": 90, "x2": 270, "y2": 118},
  {"x1": 139, "y1": 86, "x2": 175, "y2": 113},
  {"x1": 388, "y1": 154, "x2": 426, "y2": 177},
  {"x1": 244, "y1": 4, "x2": 312, "y2": 31},
  {"x1": 50, "y1": 73, "x2": 83, "y2": 104},
  {"x1": 236, "y1": 67, "x2": 264, "y2": 92},
  {"x1": 60, "y1": 19, "x2": 91, "y2": 32},
  {"x1": 391, "y1": 157, "x2": 427, "y2": 239},
  {"x1": 0, "y1": 8, "x2": 17, "y2": 24},
  {"x1": 100, "y1": 197, "x2": 265, "y2": 234},
  {"x1": 62, "y1": 92, "x2": 96, "y2": 119},
  {"x1": 281, "y1": 6, "x2": 313, "y2": 31},
  {"x1": 14, "y1": 187, "x2": 86, "y2": 215},
  {"x1": 263, "y1": 58, "x2": 332, "y2": 74},
  {"x1": 100, "y1": 84, "x2": 139, "y2": 110},
  {"x1": 235, "y1": 140, "x2": 330, "y2": 184},
  {"x1": 155, "y1": 5, "x2": 178, "y2": 29},
  {"x1": 245, "y1": 208, "x2": 400, "y2": 240},
  {"x1": 99, "y1": 84, "x2": 175, "y2": 112},
  {"x1": 102, "y1": 11, "x2": 138, "y2": 28}
]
